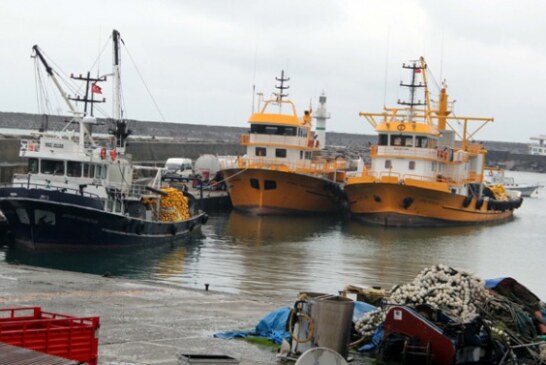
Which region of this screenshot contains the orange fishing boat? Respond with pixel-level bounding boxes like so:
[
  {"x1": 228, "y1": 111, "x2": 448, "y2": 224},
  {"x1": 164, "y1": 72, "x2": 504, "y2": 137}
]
[
  {"x1": 220, "y1": 71, "x2": 346, "y2": 215},
  {"x1": 345, "y1": 57, "x2": 523, "y2": 227}
]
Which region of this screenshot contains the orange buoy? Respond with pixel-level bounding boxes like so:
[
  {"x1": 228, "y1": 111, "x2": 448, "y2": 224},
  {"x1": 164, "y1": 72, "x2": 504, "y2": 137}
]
[
  {"x1": 110, "y1": 148, "x2": 117, "y2": 161},
  {"x1": 99, "y1": 147, "x2": 107, "y2": 159}
]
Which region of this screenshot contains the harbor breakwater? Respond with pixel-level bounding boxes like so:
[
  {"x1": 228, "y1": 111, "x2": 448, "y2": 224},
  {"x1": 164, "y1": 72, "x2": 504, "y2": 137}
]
[{"x1": 1, "y1": 111, "x2": 544, "y2": 183}]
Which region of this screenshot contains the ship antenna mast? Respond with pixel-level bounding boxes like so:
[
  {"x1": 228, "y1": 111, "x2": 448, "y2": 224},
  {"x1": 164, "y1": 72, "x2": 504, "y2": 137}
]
[
  {"x1": 398, "y1": 58, "x2": 427, "y2": 123},
  {"x1": 68, "y1": 72, "x2": 107, "y2": 116},
  {"x1": 274, "y1": 70, "x2": 290, "y2": 113}
]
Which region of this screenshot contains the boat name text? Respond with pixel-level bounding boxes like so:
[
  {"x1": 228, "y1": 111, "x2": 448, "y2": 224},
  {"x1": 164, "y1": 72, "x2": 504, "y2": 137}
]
[{"x1": 45, "y1": 142, "x2": 64, "y2": 149}]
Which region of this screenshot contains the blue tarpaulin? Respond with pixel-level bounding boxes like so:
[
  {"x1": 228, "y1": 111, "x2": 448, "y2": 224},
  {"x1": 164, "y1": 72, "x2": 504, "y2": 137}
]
[
  {"x1": 214, "y1": 301, "x2": 377, "y2": 345},
  {"x1": 214, "y1": 306, "x2": 291, "y2": 344}
]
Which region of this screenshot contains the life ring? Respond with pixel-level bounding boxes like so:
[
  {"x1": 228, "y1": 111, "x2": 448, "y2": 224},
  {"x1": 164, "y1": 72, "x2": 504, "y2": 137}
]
[
  {"x1": 397, "y1": 123, "x2": 406, "y2": 131},
  {"x1": 99, "y1": 147, "x2": 107, "y2": 160},
  {"x1": 110, "y1": 148, "x2": 117, "y2": 161}
]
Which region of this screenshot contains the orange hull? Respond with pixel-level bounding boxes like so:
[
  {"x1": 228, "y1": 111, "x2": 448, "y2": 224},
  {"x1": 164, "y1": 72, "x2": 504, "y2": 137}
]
[
  {"x1": 221, "y1": 168, "x2": 344, "y2": 215},
  {"x1": 345, "y1": 182, "x2": 514, "y2": 227}
]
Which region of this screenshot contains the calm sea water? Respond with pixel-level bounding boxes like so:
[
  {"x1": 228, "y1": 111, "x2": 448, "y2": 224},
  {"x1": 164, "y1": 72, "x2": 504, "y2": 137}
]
[{"x1": 1, "y1": 171, "x2": 545, "y2": 300}]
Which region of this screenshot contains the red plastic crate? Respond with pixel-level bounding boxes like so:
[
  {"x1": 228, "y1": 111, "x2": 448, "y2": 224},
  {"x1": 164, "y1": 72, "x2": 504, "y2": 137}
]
[{"x1": 0, "y1": 307, "x2": 100, "y2": 365}]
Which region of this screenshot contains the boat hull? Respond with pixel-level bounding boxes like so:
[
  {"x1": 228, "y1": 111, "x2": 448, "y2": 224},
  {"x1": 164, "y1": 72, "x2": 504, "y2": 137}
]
[
  {"x1": 345, "y1": 182, "x2": 515, "y2": 227},
  {"x1": 0, "y1": 188, "x2": 206, "y2": 250},
  {"x1": 506, "y1": 185, "x2": 538, "y2": 197},
  {"x1": 221, "y1": 168, "x2": 345, "y2": 215}
]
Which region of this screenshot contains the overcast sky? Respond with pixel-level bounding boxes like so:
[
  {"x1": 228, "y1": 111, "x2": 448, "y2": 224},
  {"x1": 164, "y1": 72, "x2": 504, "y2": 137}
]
[{"x1": 1, "y1": 0, "x2": 545, "y2": 142}]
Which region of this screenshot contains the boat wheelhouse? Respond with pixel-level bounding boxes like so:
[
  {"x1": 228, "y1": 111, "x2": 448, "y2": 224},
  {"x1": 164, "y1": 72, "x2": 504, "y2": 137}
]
[
  {"x1": 220, "y1": 71, "x2": 346, "y2": 215},
  {"x1": 345, "y1": 57, "x2": 522, "y2": 227}
]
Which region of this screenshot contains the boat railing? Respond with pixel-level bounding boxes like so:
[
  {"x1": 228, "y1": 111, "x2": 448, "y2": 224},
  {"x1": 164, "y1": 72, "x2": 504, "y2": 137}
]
[
  {"x1": 376, "y1": 146, "x2": 437, "y2": 160},
  {"x1": 236, "y1": 157, "x2": 346, "y2": 173},
  {"x1": 104, "y1": 181, "x2": 153, "y2": 199},
  {"x1": 1, "y1": 182, "x2": 101, "y2": 200},
  {"x1": 244, "y1": 133, "x2": 309, "y2": 148}
]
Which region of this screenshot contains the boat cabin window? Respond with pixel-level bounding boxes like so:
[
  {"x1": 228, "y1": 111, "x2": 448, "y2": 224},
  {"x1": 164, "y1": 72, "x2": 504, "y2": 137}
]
[
  {"x1": 300, "y1": 151, "x2": 312, "y2": 160},
  {"x1": 409, "y1": 161, "x2": 416, "y2": 170},
  {"x1": 41, "y1": 159, "x2": 64, "y2": 175},
  {"x1": 67, "y1": 161, "x2": 82, "y2": 177},
  {"x1": 385, "y1": 160, "x2": 392, "y2": 169},
  {"x1": 83, "y1": 163, "x2": 95, "y2": 178},
  {"x1": 28, "y1": 158, "x2": 39, "y2": 174},
  {"x1": 416, "y1": 136, "x2": 429, "y2": 148},
  {"x1": 390, "y1": 135, "x2": 413, "y2": 147},
  {"x1": 378, "y1": 134, "x2": 389, "y2": 146},
  {"x1": 94, "y1": 164, "x2": 107, "y2": 179},
  {"x1": 256, "y1": 147, "x2": 267, "y2": 157},
  {"x1": 275, "y1": 149, "x2": 287, "y2": 158},
  {"x1": 250, "y1": 124, "x2": 297, "y2": 136}
]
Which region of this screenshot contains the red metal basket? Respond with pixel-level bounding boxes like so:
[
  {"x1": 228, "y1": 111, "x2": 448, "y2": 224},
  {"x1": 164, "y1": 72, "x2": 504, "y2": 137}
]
[{"x1": 0, "y1": 307, "x2": 100, "y2": 365}]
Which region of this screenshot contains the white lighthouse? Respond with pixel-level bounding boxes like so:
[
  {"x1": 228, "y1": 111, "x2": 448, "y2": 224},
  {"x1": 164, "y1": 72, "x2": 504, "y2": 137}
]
[{"x1": 313, "y1": 92, "x2": 330, "y2": 149}]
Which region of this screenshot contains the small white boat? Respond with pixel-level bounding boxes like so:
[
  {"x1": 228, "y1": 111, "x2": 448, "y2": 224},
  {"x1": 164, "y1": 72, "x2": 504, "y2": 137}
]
[{"x1": 485, "y1": 168, "x2": 540, "y2": 197}]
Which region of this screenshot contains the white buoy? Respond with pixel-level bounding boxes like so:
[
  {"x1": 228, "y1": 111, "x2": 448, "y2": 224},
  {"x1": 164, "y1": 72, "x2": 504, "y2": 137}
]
[{"x1": 313, "y1": 93, "x2": 330, "y2": 149}]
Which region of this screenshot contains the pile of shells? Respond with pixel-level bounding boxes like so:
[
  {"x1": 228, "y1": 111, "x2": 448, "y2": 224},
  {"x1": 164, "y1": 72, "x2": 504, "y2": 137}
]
[{"x1": 355, "y1": 264, "x2": 491, "y2": 338}]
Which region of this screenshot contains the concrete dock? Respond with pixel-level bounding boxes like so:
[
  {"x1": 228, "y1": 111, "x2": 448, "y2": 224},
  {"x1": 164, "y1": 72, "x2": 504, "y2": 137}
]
[{"x1": 0, "y1": 261, "x2": 284, "y2": 365}]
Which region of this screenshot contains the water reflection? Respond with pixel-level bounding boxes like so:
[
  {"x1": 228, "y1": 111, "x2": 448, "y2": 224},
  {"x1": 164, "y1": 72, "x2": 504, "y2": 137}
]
[
  {"x1": 3, "y1": 235, "x2": 204, "y2": 280},
  {"x1": 1, "y1": 172, "x2": 545, "y2": 300},
  {"x1": 224, "y1": 211, "x2": 338, "y2": 244}
]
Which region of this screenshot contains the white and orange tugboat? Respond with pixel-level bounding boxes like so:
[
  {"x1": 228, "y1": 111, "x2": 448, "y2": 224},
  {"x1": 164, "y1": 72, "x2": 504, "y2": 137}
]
[
  {"x1": 220, "y1": 71, "x2": 347, "y2": 215},
  {"x1": 345, "y1": 57, "x2": 523, "y2": 227}
]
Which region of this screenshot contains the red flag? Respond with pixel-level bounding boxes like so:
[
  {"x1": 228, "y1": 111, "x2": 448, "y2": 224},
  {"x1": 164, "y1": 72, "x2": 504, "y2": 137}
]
[
  {"x1": 415, "y1": 68, "x2": 422, "y2": 74},
  {"x1": 92, "y1": 83, "x2": 102, "y2": 94}
]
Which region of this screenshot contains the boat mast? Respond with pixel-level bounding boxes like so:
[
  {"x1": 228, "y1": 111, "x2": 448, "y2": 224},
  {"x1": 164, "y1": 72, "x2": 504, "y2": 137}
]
[
  {"x1": 274, "y1": 70, "x2": 290, "y2": 113},
  {"x1": 111, "y1": 29, "x2": 130, "y2": 152},
  {"x1": 398, "y1": 58, "x2": 427, "y2": 124},
  {"x1": 113, "y1": 29, "x2": 121, "y2": 122},
  {"x1": 32, "y1": 45, "x2": 77, "y2": 115}
]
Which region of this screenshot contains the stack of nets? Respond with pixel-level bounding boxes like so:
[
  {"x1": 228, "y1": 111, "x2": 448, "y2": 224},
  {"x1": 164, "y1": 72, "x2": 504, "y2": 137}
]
[{"x1": 355, "y1": 264, "x2": 490, "y2": 338}]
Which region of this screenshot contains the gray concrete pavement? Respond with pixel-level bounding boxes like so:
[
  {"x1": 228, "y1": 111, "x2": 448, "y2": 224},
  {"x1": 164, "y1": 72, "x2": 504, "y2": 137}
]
[
  {"x1": 0, "y1": 261, "x2": 370, "y2": 365},
  {"x1": 0, "y1": 261, "x2": 283, "y2": 365}
]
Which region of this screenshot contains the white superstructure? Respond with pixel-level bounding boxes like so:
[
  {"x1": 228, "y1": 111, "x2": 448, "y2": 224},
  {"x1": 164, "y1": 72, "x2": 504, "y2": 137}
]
[{"x1": 529, "y1": 135, "x2": 546, "y2": 156}]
